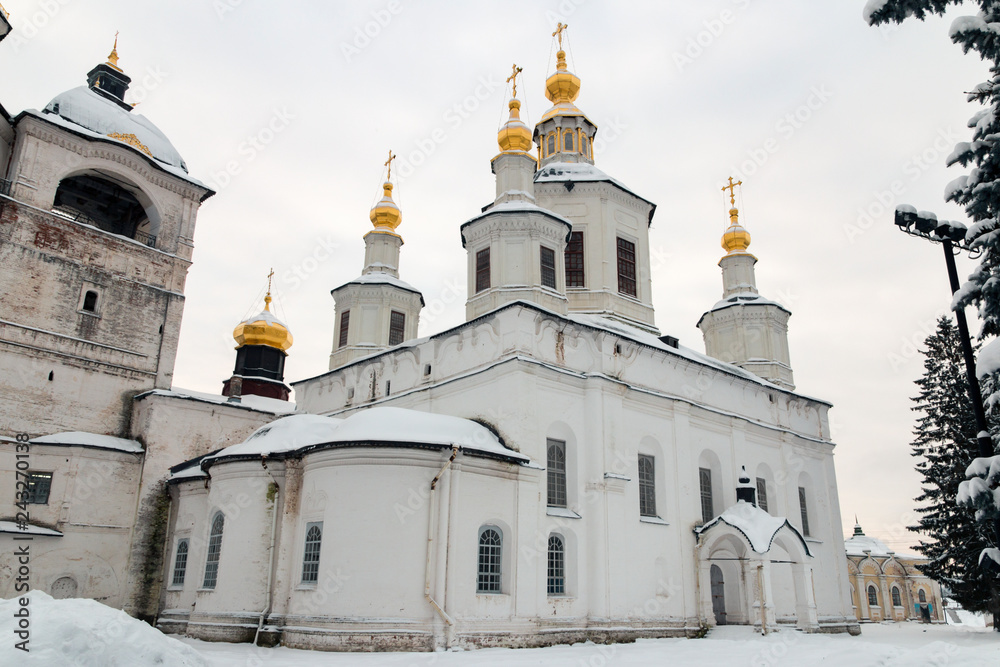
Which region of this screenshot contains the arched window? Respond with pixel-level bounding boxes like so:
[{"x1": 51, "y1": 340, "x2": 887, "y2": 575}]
[
  {"x1": 564, "y1": 130, "x2": 574, "y2": 152},
  {"x1": 301, "y1": 522, "x2": 323, "y2": 584},
  {"x1": 891, "y1": 586, "x2": 902, "y2": 607},
  {"x1": 580, "y1": 134, "x2": 589, "y2": 156},
  {"x1": 547, "y1": 439, "x2": 567, "y2": 508},
  {"x1": 918, "y1": 588, "x2": 926, "y2": 603},
  {"x1": 867, "y1": 585, "x2": 878, "y2": 607},
  {"x1": 547, "y1": 133, "x2": 556, "y2": 155},
  {"x1": 699, "y1": 467, "x2": 714, "y2": 523},
  {"x1": 203, "y1": 512, "x2": 225, "y2": 589},
  {"x1": 477, "y1": 526, "x2": 502, "y2": 593},
  {"x1": 171, "y1": 539, "x2": 189, "y2": 587},
  {"x1": 547, "y1": 534, "x2": 565, "y2": 595},
  {"x1": 82, "y1": 290, "x2": 99, "y2": 313}
]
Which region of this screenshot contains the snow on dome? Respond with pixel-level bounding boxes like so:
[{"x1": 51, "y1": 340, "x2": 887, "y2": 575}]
[
  {"x1": 535, "y1": 161, "x2": 626, "y2": 189},
  {"x1": 696, "y1": 500, "x2": 810, "y2": 555},
  {"x1": 40, "y1": 85, "x2": 188, "y2": 171},
  {"x1": 204, "y1": 407, "x2": 529, "y2": 466},
  {"x1": 0, "y1": 590, "x2": 209, "y2": 666},
  {"x1": 708, "y1": 291, "x2": 785, "y2": 313},
  {"x1": 31, "y1": 431, "x2": 143, "y2": 453}
]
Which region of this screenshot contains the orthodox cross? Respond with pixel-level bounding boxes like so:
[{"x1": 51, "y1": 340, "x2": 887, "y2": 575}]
[
  {"x1": 552, "y1": 23, "x2": 567, "y2": 48},
  {"x1": 507, "y1": 63, "x2": 523, "y2": 98},
  {"x1": 385, "y1": 150, "x2": 396, "y2": 181},
  {"x1": 267, "y1": 268, "x2": 274, "y2": 294},
  {"x1": 722, "y1": 176, "x2": 742, "y2": 206}
]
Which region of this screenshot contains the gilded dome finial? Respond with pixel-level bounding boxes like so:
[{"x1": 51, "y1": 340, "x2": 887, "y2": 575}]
[
  {"x1": 545, "y1": 24, "x2": 580, "y2": 104},
  {"x1": 106, "y1": 31, "x2": 122, "y2": 72},
  {"x1": 264, "y1": 267, "x2": 274, "y2": 311},
  {"x1": 498, "y1": 64, "x2": 533, "y2": 154},
  {"x1": 720, "y1": 177, "x2": 752, "y2": 256},
  {"x1": 369, "y1": 151, "x2": 402, "y2": 233},
  {"x1": 552, "y1": 22, "x2": 568, "y2": 49},
  {"x1": 232, "y1": 273, "x2": 293, "y2": 351}
]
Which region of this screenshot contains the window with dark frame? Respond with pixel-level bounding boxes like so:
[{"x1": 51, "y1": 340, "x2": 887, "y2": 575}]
[
  {"x1": 547, "y1": 534, "x2": 565, "y2": 595},
  {"x1": 301, "y1": 522, "x2": 323, "y2": 583},
  {"x1": 26, "y1": 472, "x2": 52, "y2": 505},
  {"x1": 756, "y1": 477, "x2": 769, "y2": 513},
  {"x1": 547, "y1": 134, "x2": 556, "y2": 155},
  {"x1": 540, "y1": 246, "x2": 556, "y2": 289},
  {"x1": 388, "y1": 310, "x2": 406, "y2": 346},
  {"x1": 638, "y1": 455, "x2": 656, "y2": 517},
  {"x1": 918, "y1": 589, "x2": 927, "y2": 603},
  {"x1": 476, "y1": 248, "x2": 491, "y2": 293},
  {"x1": 477, "y1": 526, "x2": 502, "y2": 593},
  {"x1": 203, "y1": 512, "x2": 225, "y2": 589},
  {"x1": 867, "y1": 585, "x2": 878, "y2": 607},
  {"x1": 798, "y1": 486, "x2": 811, "y2": 537},
  {"x1": 171, "y1": 539, "x2": 189, "y2": 586},
  {"x1": 617, "y1": 237, "x2": 637, "y2": 297},
  {"x1": 338, "y1": 310, "x2": 350, "y2": 348},
  {"x1": 891, "y1": 586, "x2": 902, "y2": 607},
  {"x1": 547, "y1": 438, "x2": 567, "y2": 508},
  {"x1": 699, "y1": 467, "x2": 714, "y2": 523},
  {"x1": 565, "y1": 232, "x2": 584, "y2": 287}
]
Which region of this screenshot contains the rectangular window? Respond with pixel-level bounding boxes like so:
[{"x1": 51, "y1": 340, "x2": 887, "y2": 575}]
[
  {"x1": 699, "y1": 467, "x2": 714, "y2": 523},
  {"x1": 547, "y1": 438, "x2": 567, "y2": 509},
  {"x1": 798, "y1": 487, "x2": 811, "y2": 537},
  {"x1": 338, "y1": 310, "x2": 350, "y2": 348},
  {"x1": 540, "y1": 246, "x2": 556, "y2": 289},
  {"x1": 756, "y1": 477, "x2": 769, "y2": 513},
  {"x1": 26, "y1": 472, "x2": 52, "y2": 505},
  {"x1": 617, "y1": 237, "x2": 637, "y2": 297},
  {"x1": 388, "y1": 310, "x2": 405, "y2": 346},
  {"x1": 638, "y1": 455, "x2": 656, "y2": 517},
  {"x1": 565, "y1": 231, "x2": 585, "y2": 287},
  {"x1": 171, "y1": 539, "x2": 189, "y2": 586},
  {"x1": 301, "y1": 522, "x2": 323, "y2": 584},
  {"x1": 476, "y1": 248, "x2": 491, "y2": 293}
]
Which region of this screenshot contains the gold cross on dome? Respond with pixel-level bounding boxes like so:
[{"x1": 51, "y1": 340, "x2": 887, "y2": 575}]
[
  {"x1": 384, "y1": 150, "x2": 396, "y2": 181},
  {"x1": 552, "y1": 23, "x2": 568, "y2": 48},
  {"x1": 267, "y1": 268, "x2": 274, "y2": 294},
  {"x1": 507, "y1": 63, "x2": 523, "y2": 98},
  {"x1": 722, "y1": 176, "x2": 743, "y2": 206}
]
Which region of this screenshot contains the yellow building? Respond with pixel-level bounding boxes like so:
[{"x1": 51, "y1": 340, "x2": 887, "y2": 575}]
[{"x1": 845, "y1": 521, "x2": 943, "y2": 623}]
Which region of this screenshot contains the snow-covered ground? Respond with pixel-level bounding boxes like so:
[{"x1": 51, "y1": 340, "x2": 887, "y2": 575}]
[{"x1": 2, "y1": 590, "x2": 997, "y2": 666}]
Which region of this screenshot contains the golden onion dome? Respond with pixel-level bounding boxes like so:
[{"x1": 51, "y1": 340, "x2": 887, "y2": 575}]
[
  {"x1": 721, "y1": 207, "x2": 752, "y2": 255},
  {"x1": 369, "y1": 181, "x2": 402, "y2": 232},
  {"x1": 497, "y1": 98, "x2": 533, "y2": 153},
  {"x1": 545, "y1": 50, "x2": 581, "y2": 104},
  {"x1": 232, "y1": 294, "x2": 293, "y2": 351}
]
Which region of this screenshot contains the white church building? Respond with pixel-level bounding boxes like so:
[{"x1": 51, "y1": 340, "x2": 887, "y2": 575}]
[{"x1": 0, "y1": 18, "x2": 860, "y2": 652}]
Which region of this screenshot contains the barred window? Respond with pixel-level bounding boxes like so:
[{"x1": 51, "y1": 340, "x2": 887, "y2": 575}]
[
  {"x1": 301, "y1": 522, "x2": 323, "y2": 584},
  {"x1": 476, "y1": 248, "x2": 491, "y2": 293},
  {"x1": 547, "y1": 534, "x2": 565, "y2": 595},
  {"x1": 617, "y1": 237, "x2": 637, "y2": 297},
  {"x1": 756, "y1": 477, "x2": 769, "y2": 513},
  {"x1": 547, "y1": 439, "x2": 567, "y2": 508},
  {"x1": 891, "y1": 586, "x2": 902, "y2": 607},
  {"x1": 867, "y1": 585, "x2": 878, "y2": 607},
  {"x1": 388, "y1": 311, "x2": 405, "y2": 346},
  {"x1": 699, "y1": 467, "x2": 714, "y2": 523},
  {"x1": 26, "y1": 472, "x2": 52, "y2": 505},
  {"x1": 798, "y1": 486, "x2": 811, "y2": 537},
  {"x1": 171, "y1": 539, "x2": 189, "y2": 587},
  {"x1": 338, "y1": 310, "x2": 350, "y2": 348},
  {"x1": 565, "y1": 231, "x2": 585, "y2": 287},
  {"x1": 203, "y1": 512, "x2": 224, "y2": 589},
  {"x1": 477, "y1": 526, "x2": 502, "y2": 593},
  {"x1": 540, "y1": 246, "x2": 556, "y2": 289},
  {"x1": 638, "y1": 455, "x2": 656, "y2": 517}
]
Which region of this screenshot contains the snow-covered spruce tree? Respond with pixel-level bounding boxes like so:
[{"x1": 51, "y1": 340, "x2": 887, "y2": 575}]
[
  {"x1": 910, "y1": 318, "x2": 997, "y2": 621},
  {"x1": 865, "y1": 0, "x2": 1000, "y2": 619}
]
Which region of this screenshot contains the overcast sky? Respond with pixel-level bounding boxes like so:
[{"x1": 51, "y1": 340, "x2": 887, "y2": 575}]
[{"x1": 4, "y1": 1, "x2": 989, "y2": 551}]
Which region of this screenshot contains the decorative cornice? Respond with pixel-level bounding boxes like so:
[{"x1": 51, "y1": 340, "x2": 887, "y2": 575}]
[{"x1": 461, "y1": 212, "x2": 571, "y2": 247}]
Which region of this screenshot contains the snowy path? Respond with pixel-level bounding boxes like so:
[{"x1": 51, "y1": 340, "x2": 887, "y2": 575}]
[{"x1": 179, "y1": 623, "x2": 999, "y2": 667}]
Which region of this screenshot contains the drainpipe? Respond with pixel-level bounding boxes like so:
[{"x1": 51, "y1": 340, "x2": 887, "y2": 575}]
[
  {"x1": 757, "y1": 562, "x2": 768, "y2": 635},
  {"x1": 254, "y1": 455, "x2": 280, "y2": 646},
  {"x1": 425, "y1": 446, "x2": 457, "y2": 647}
]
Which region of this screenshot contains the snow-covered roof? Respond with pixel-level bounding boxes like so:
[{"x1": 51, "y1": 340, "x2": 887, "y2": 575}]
[
  {"x1": 460, "y1": 200, "x2": 574, "y2": 237},
  {"x1": 0, "y1": 521, "x2": 63, "y2": 537},
  {"x1": 533, "y1": 161, "x2": 655, "y2": 215},
  {"x1": 201, "y1": 407, "x2": 529, "y2": 469},
  {"x1": 31, "y1": 431, "x2": 143, "y2": 454},
  {"x1": 135, "y1": 387, "x2": 298, "y2": 415},
  {"x1": 705, "y1": 291, "x2": 789, "y2": 314},
  {"x1": 696, "y1": 501, "x2": 811, "y2": 556},
  {"x1": 845, "y1": 528, "x2": 920, "y2": 560},
  {"x1": 18, "y1": 85, "x2": 207, "y2": 188},
  {"x1": 336, "y1": 271, "x2": 424, "y2": 299}
]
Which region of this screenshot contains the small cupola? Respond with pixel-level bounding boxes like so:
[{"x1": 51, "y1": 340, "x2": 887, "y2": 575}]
[
  {"x1": 224, "y1": 272, "x2": 294, "y2": 402},
  {"x1": 736, "y1": 466, "x2": 757, "y2": 505},
  {"x1": 86, "y1": 34, "x2": 133, "y2": 111}
]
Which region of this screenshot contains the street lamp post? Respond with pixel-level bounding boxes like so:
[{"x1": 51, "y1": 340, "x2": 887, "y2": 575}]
[{"x1": 893, "y1": 205, "x2": 993, "y2": 459}]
